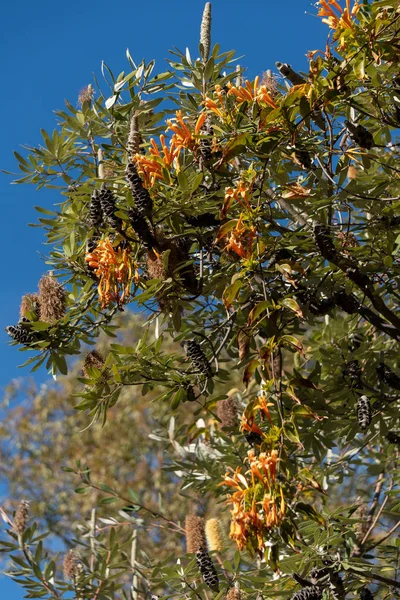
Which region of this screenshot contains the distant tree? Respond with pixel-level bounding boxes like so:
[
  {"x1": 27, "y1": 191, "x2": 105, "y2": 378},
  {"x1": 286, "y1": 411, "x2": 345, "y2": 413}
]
[{"x1": 1, "y1": 1, "x2": 400, "y2": 599}]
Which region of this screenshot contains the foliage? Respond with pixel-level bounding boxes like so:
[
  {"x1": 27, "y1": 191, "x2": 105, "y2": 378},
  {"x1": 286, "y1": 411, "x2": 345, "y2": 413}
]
[{"x1": 2, "y1": 1, "x2": 400, "y2": 599}]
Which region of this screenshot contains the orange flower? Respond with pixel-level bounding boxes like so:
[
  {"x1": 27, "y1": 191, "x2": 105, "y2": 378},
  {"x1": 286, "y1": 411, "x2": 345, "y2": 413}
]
[
  {"x1": 204, "y1": 84, "x2": 229, "y2": 120},
  {"x1": 85, "y1": 238, "x2": 138, "y2": 309},
  {"x1": 223, "y1": 215, "x2": 256, "y2": 260},
  {"x1": 227, "y1": 76, "x2": 277, "y2": 109},
  {"x1": 166, "y1": 110, "x2": 207, "y2": 152},
  {"x1": 254, "y1": 395, "x2": 274, "y2": 425},
  {"x1": 317, "y1": 0, "x2": 360, "y2": 30}
]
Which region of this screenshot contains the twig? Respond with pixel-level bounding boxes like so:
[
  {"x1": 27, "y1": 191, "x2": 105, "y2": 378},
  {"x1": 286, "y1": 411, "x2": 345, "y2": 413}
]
[{"x1": 365, "y1": 519, "x2": 400, "y2": 553}]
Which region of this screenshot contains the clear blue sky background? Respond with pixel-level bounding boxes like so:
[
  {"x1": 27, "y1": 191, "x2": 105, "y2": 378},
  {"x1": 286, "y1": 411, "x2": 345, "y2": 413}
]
[{"x1": 0, "y1": 0, "x2": 328, "y2": 597}]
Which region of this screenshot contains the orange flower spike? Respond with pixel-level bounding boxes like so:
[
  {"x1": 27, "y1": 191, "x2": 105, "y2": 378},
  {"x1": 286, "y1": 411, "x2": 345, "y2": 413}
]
[
  {"x1": 194, "y1": 112, "x2": 207, "y2": 135},
  {"x1": 150, "y1": 138, "x2": 160, "y2": 156},
  {"x1": 253, "y1": 75, "x2": 260, "y2": 96}
]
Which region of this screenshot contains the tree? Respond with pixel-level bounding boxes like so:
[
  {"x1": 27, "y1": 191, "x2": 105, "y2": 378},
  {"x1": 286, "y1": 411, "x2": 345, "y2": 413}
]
[{"x1": 1, "y1": 1, "x2": 400, "y2": 599}]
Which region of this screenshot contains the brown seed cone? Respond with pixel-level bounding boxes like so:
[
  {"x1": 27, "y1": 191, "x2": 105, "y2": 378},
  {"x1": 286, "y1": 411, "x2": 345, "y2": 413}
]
[
  {"x1": 20, "y1": 293, "x2": 40, "y2": 319},
  {"x1": 217, "y1": 397, "x2": 238, "y2": 428},
  {"x1": 226, "y1": 588, "x2": 241, "y2": 600},
  {"x1": 63, "y1": 549, "x2": 82, "y2": 581},
  {"x1": 38, "y1": 276, "x2": 66, "y2": 323},
  {"x1": 237, "y1": 330, "x2": 250, "y2": 361},
  {"x1": 205, "y1": 518, "x2": 225, "y2": 552},
  {"x1": 82, "y1": 350, "x2": 105, "y2": 377},
  {"x1": 185, "y1": 515, "x2": 207, "y2": 553},
  {"x1": 14, "y1": 501, "x2": 29, "y2": 535}
]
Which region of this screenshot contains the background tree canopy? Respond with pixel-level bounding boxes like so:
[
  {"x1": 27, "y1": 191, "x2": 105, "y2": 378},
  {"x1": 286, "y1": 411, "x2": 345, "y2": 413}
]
[{"x1": 1, "y1": 1, "x2": 400, "y2": 599}]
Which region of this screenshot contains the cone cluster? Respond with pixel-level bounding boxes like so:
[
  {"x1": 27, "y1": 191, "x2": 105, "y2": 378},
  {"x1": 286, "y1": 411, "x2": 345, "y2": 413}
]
[
  {"x1": 99, "y1": 185, "x2": 122, "y2": 231},
  {"x1": 290, "y1": 587, "x2": 322, "y2": 600},
  {"x1": 195, "y1": 548, "x2": 219, "y2": 592}
]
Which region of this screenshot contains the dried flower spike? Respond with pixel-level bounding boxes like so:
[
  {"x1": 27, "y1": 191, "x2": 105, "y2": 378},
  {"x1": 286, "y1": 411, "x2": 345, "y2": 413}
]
[
  {"x1": 78, "y1": 84, "x2": 94, "y2": 106},
  {"x1": 38, "y1": 275, "x2": 66, "y2": 323},
  {"x1": 205, "y1": 518, "x2": 225, "y2": 552},
  {"x1": 83, "y1": 350, "x2": 105, "y2": 377},
  {"x1": 185, "y1": 515, "x2": 207, "y2": 553},
  {"x1": 200, "y1": 3, "x2": 212, "y2": 63},
  {"x1": 63, "y1": 549, "x2": 82, "y2": 581},
  {"x1": 20, "y1": 293, "x2": 40, "y2": 320},
  {"x1": 217, "y1": 397, "x2": 238, "y2": 428},
  {"x1": 14, "y1": 501, "x2": 29, "y2": 535},
  {"x1": 226, "y1": 588, "x2": 241, "y2": 600}
]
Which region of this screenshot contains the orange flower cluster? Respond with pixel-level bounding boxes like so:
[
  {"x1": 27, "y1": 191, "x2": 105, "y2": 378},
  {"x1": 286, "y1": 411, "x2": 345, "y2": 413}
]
[
  {"x1": 204, "y1": 84, "x2": 228, "y2": 120},
  {"x1": 227, "y1": 76, "x2": 277, "y2": 109},
  {"x1": 221, "y1": 449, "x2": 285, "y2": 554},
  {"x1": 222, "y1": 215, "x2": 256, "y2": 260},
  {"x1": 133, "y1": 135, "x2": 181, "y2": 188},
  {"x1": 85, "y1": 238, "x2": 139, "y2": 309},
  {"x1": 166, "y1": 110, "x2": 207, "y2": 152},
  {"x1": 317, "y1": 0, "x2": 360, "y2": 30},
  {"x1": 222, "y1": 181, "x2": 251, "y2": 218}
]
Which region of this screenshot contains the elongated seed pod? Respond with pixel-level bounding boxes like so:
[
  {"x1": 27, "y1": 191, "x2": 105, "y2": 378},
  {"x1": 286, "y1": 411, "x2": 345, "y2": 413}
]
[
  {"x1": 313, "y1": 224, "x2": 337, "y2": 260},
  {"x1": 195, "y1": 548, "x2": 219, "y2": 592},
  {"x1": 343, "y1": 360, "x2": 362, "y2": 389},
  {"x1": 99, "y1": 185, "x2": 122, "y2": 231},
  {"x1": 290, "y1": 587, "x2": 322, "y2": 600},
  {"x1": 185, "y1": 340, "x2": 213, "y2": 378},
  {"x1": 88, "y1": 189, "x2": 103, "y2": 228},
  {"x1": 125, "y1": 161, "x2": 153, "y2": 218},
  {"x1": 129, "y1": 209, "x2": 157, "y2": 249},
  {"x1": 376, "y1": 362, "x2": 400, "y2": 391},
  {"x1": 357, "y1": 395, "x2": 371, "y2": 430},
  {"x1": 345, "y1": 120, "x2": 374, "y2": 149}
]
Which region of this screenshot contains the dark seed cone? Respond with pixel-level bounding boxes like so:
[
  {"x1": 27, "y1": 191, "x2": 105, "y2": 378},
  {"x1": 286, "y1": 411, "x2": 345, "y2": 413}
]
[
  {"x1": 20, "y1": 293, "x2": 40, "y2": 320},
  {"x1": 357, "y1": 395, "x2": 371, "y2": 430},
  {"x1": 195, "y1": 548, "x2": 219, "y2": 592},
  {"x1": 6, "y1": 319, "x2": 36, "y2": 346},
  {"x1": 245, "y1": 431, "x2": 263, "y2": 447},
  {"x1": 345, "y1": 120, "x2": 374, "y2": 149},
  {"x1": 39, "y1": 276, "x2": 66, "y2": 323},
  {"x1": 186, "y1": 213, "x2": 220, "y2": 228},
  {"x1": 376, "y1": 362, "x2": 400, "y2": 391},
  {"x1": 185, "y1": 340, "x2": 213, "y2": 378},
  {"x1": 360, "y1": 588, "x2": 374, "y2": 600},
  {"x1": 88, "y1": 189, "x2": 103, "y2": 228},
  {"x1": 99, "y1": 185, "x2": 122, "y2": 231},
  {"x1": 313, "y1": 224, "x2": 337, "y2": 261},
  {"x1": 125, "y1": 161, "x2": 153, "y2": 218},
  {"x1": 63, "y1": 549, "x2": 82, "y2": 581},
  {"x1": 343, "y1": 360, "x2": 362, "y2": 389},
  {"x1": 333, "y1": 290, "x2": 360, "y2": 314},
  {"x1": 185, "y1": 515, "x2": 207, "y2": 553},
  {"x1": 86, "y1": 235, "x2": 100, "y2": 255},
  {"x1": 14, "y1": 501, "x2": 29, "y2": 535},
  {"x1": 184, "y1": 383, "x2": 196, "y2": 402},
  {"x1": 329, "y1": 572, "x2": 345, "y2": 600},
  {"x1": 129, "y1": 208, "x2": 157, "y2": 249},
  {"x1": 217, "y1": 397, "x2": 238, "y2": 428},
  {"x1": 290, "y1": 587, "x2": 323, "y2": 600},
  {"x1": 295, "y1": 149, "x2": 313, "y2": 170},
  {"x1": 386, "y1": 431, "x2": 400, "y2": 445}
]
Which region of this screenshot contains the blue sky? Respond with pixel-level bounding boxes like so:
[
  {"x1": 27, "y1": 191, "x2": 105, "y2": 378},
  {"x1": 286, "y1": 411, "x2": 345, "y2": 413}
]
[{"x1": 0, "y1": 0, "x2": 328, "y2": 597}]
